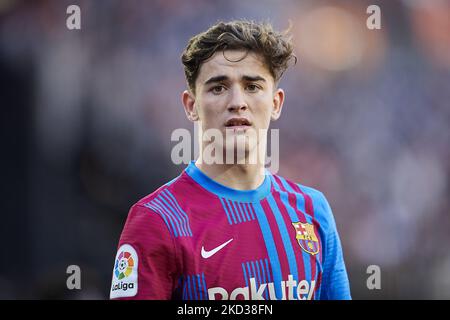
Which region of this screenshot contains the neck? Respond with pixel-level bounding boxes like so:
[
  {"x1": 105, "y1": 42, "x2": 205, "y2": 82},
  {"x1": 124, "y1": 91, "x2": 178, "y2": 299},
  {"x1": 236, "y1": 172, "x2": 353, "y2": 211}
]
[{"x1": 195, "y1": 160, "x2": 266, "y2": 190}]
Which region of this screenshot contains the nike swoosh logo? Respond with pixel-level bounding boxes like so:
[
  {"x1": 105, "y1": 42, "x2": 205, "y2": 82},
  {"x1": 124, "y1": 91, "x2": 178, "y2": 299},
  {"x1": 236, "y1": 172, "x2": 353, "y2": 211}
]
[{"x1": 201, "y1": 238, "x2": 234, "y2": 259}]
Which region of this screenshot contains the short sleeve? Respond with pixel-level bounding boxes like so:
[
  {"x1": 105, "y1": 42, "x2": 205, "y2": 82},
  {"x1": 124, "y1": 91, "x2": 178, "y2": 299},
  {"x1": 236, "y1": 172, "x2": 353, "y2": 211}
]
[
  {"x1": 318, "y1": 194, "x2": 352, "y2": 300},
  {"x1": 110, "y1": 204, "x2": 179, "y2": 299}
]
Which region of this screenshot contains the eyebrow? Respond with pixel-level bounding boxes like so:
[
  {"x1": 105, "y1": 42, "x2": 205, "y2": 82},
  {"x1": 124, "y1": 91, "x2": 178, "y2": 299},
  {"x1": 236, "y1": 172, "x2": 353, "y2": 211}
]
[
  {"x1": 243, "y1": 75, "x2": 266, "y2": 82},
  {"x1": 204, "y1": 75, "x2": 266, "y2": 85}
]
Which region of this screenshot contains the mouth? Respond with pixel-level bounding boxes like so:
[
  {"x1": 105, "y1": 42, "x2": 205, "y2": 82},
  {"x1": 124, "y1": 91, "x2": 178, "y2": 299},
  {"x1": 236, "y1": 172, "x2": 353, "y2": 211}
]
[{"x1": 224, "y1": 118, "x2": 252, "y2": 129}]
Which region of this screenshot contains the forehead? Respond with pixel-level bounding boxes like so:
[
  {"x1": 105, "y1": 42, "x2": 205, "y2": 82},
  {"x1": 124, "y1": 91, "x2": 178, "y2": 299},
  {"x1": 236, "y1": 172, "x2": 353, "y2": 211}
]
[{"x1": 196, "y1": 50, "x2": 273, "y2": 85}]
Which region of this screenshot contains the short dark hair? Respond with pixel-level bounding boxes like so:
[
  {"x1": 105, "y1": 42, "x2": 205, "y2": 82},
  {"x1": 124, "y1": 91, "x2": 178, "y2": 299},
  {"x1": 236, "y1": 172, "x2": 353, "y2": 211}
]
[{"x1": 181, "y1": 20, "x2": 296, "y2": 94}]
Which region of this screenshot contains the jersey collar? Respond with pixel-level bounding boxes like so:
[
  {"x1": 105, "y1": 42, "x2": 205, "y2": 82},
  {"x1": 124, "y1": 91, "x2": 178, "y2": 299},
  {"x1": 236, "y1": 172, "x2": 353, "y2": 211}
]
[{"x1": 185, "y1": 161, "x2": 272, "y2": 202}]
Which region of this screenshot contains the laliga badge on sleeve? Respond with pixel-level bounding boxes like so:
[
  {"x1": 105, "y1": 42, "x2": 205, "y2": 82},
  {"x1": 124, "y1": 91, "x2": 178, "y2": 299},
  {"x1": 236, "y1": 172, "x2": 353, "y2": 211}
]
[{"x1": 110, "y1": 244, "x2": 138, "y2": 298}]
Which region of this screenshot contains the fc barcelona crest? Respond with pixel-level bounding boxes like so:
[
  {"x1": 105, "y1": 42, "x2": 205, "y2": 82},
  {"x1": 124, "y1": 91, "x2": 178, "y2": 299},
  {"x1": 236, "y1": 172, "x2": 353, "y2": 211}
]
[{"x1": 292, "y1": 222, "x2": 320, "y2": 255}]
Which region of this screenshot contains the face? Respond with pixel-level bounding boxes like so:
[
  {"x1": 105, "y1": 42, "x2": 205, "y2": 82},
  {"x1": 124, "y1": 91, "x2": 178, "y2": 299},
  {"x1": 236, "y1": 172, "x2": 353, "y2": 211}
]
[{"x1": 182, "y1": 49, "x2": 285, "y2": 163}]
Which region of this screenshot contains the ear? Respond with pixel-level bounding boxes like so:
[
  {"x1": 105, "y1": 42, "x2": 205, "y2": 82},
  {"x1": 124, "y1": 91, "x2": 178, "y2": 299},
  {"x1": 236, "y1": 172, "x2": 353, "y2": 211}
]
[
  {"x1": 182, "y1": 90, "x2": 199, "y2": 122},
  {"x1": 271, "y1": 88, "x2": 285, "y2": 121}
]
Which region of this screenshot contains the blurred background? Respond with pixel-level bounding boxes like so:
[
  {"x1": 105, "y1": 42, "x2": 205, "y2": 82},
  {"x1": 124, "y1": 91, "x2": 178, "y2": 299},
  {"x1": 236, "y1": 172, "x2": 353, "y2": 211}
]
[{"x1": 1, "y1": 0, "x2": 449, "y2": 299}]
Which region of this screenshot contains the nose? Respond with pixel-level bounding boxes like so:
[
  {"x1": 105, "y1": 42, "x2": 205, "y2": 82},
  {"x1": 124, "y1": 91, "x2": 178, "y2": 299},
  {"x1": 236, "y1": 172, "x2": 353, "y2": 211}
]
[{"x1": 227, "y1": 87, "x2": 248, "y2": 112}]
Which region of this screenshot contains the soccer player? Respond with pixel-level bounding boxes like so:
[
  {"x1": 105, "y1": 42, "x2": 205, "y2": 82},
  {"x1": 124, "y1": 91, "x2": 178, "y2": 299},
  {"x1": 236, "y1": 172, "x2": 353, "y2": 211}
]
[{"x1": 110, "y1": 20, "x2": 351, "y2": 300}]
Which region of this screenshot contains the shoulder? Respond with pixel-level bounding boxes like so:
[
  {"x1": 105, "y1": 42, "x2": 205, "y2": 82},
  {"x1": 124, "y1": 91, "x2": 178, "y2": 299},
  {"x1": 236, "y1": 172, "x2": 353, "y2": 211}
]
[
  {"x1": 126, "y1": 173, "x2": 192, "y2": 239},
  {"x1": 272, "y1": 174, "x2": 329, "y2": 209},
  {"x1": 295, "y1": 184, "x2": 330, "y2": 214},
  {"x1": 121, "y1": 176, "x2": 179, "y2": 231},
  {"x1": 296, "y1": 183, "x2": 337, "y2": 235},
  {"x1": 135, "y1": 175, "x2": 182, "y2": 207},
  {"x1": 272, "y1": 174, "x2": 336, "y2": 232}
]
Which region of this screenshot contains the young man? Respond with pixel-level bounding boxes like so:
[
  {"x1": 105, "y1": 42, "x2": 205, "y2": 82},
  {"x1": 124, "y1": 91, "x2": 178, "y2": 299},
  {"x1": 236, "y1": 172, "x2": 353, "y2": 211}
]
[{"x1": 110, "y1": 20, "x2": 351, "y2": 300}]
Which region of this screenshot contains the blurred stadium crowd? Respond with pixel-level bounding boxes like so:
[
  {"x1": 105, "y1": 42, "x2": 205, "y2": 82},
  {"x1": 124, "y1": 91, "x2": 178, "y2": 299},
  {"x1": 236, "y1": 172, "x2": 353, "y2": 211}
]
[{"x1": 0, "y1": 0, "x2": 449, "y2": 299}]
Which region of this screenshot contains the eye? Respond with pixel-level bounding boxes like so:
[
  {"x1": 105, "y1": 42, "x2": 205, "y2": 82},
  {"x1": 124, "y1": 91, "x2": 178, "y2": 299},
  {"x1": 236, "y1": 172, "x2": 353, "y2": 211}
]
[
  {"x1": 211, "y1": 85, "x2": 226, "y2": 94},
  {"x1": 246, "y1": 84, "x2": 261, "y2": 92}
]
